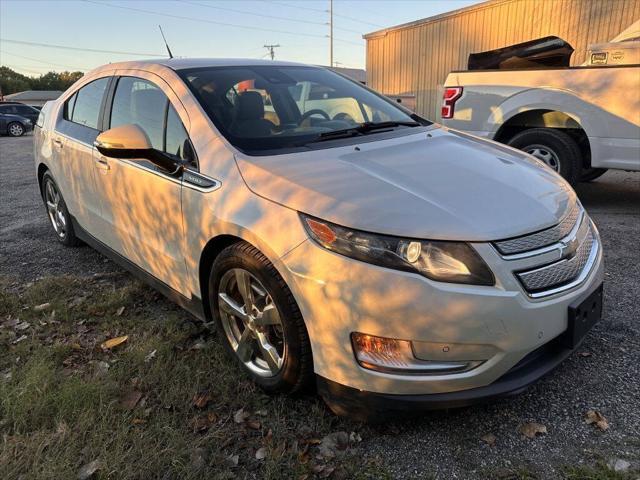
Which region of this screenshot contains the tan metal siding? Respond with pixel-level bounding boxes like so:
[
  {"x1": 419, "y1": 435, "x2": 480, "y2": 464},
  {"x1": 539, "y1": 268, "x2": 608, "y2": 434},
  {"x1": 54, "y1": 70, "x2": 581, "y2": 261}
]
[{"x1": 365, "y1": 0, "x2": 640, "y2": 120}]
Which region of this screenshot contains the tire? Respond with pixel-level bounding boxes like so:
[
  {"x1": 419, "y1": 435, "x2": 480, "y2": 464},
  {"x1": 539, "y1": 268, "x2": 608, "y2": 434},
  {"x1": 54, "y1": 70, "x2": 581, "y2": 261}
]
[
  {"x1": 209, "y1": 241, "x2": 313, "y2": 394},
  {"x1": 41, "y1": 172, "x2": 82, "y2": 247},
  {"x1": 7, "y1": 122, "x2": 25, "y2": 137},
  {"x1": 507, "y1": 128, "x2": 582, "y2": 185},
  {"x1": 580, "y1": 168, "x2": 608, "y2": 182}
]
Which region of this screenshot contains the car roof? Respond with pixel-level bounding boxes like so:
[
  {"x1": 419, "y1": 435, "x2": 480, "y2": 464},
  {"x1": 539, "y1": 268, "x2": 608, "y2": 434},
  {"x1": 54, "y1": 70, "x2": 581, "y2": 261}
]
[{"x1": 90, "y1": 58, "x2": 316, "y2": 74}]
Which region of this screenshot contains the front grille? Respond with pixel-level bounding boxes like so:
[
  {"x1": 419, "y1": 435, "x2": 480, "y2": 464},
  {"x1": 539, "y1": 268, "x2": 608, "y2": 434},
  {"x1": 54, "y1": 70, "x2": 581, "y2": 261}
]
[
  {"x1": 494, "y1": 203, "x2": 581, "y2": 255},
  {"x1": 516, "y1": 223, "x2": 596, "y2": 294}
]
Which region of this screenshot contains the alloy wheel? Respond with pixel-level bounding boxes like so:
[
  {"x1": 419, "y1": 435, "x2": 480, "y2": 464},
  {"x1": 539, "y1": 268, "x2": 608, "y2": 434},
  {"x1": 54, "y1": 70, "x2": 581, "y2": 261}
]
[
  {"x1": 524, "y1": 144, "x2": 561, "y2": 172},
  {"x1": 8, "y1": 123, "x2": 24, "y2": 137},
  {"x1": 217, "y1": 268, "x2": 285, "y2": 377},
  {"x1": 45, "y1": 180, "x2": 66, "y2": 238}
]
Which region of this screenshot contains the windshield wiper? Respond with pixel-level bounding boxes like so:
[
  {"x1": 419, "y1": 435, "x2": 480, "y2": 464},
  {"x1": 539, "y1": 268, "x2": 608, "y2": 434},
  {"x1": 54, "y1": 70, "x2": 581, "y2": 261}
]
[{"x1": 313, "y1": 121, "x2": 421, "y2": 142}]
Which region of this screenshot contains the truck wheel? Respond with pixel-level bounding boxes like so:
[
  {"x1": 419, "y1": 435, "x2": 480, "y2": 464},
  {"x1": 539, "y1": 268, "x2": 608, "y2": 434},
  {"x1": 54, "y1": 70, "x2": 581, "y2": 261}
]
[
  {"x1": 507, "y1": 128, "x2": 582, "y2": 185},
  {"x1": 581, "y1": 168, "x2": 608, "y2": 182},
  {"x1": 7, "y1": 122, "x2": 25, "y2": 137},
  {"x1": 209, "y1": 241, "x2": 313, "y2": 394}
]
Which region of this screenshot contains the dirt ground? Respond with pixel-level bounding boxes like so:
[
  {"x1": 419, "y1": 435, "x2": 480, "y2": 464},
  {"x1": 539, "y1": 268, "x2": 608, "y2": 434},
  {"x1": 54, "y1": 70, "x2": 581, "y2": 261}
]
[{"x1": 1, "y1": 134, "x2": 639, "y2": 479}]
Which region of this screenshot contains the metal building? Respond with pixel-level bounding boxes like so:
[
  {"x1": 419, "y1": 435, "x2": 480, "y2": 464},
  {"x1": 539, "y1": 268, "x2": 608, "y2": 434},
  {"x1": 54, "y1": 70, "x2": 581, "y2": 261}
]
[{"x1": 364, "y1": 0, "x2": 640, "y2": 120}]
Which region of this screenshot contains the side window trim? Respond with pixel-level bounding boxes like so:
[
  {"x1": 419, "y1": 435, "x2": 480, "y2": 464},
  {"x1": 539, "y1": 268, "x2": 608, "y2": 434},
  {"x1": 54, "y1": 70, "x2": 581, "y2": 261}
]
[
  {"x1": 61, "y1": 76, "x2": 112, "y2": 131},
  {"x1": 106, "y1": 74, "x2": 199, "y2": 172}
]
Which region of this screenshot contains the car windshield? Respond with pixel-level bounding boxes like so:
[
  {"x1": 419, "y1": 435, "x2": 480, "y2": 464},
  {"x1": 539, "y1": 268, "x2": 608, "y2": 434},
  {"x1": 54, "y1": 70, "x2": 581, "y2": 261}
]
[{"x1": 178, "y1": 65, "x2": 427, "y2": 153}]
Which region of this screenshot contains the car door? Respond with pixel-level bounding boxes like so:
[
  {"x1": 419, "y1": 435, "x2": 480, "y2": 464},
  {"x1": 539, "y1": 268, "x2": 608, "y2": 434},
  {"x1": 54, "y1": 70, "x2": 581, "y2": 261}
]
[
  {"x1": 15, "y1": 104, "x2": 40, "y2": 123},
  {"x1": 91, "y1": 73, "x2": 191, "y2": 296},
  {"x1": 53, "y1": 77, "x2": 111, "y2": 234}
]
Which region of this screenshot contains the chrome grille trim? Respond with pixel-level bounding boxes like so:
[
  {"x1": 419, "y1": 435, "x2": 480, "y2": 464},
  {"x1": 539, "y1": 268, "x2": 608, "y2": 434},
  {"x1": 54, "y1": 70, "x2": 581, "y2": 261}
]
[
  {"x1": 516, "y1": 222, "x2": 599, "y2": 298},
  {"x1": 494, "y1": 203, "x2": 581, "y2": 256}
]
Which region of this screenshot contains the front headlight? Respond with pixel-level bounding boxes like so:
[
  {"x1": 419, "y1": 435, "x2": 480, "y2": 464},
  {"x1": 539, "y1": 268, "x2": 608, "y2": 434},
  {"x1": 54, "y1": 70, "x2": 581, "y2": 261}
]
[{"x1": 300, "y1": 214, "x2": 494, "y2": 286}]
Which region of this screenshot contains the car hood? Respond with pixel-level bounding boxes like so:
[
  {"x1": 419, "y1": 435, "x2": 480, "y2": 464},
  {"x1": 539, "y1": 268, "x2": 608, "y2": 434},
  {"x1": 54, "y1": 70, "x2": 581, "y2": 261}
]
[{"x1": 234, "y1": 126, "x2": 576, "y2": 241}]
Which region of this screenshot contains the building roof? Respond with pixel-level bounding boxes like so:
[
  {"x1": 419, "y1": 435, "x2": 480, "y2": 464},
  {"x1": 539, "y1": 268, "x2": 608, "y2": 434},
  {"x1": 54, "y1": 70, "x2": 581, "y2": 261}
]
[
  {"x1": 4, "y1": 90, "x2": 63, "y2": 101},
  {"x1": 327, "y1": 66, "x2": 366, "y2": 83},
  {"x1": 363, "y1": 0, "x2": 508, "y2": 39}
]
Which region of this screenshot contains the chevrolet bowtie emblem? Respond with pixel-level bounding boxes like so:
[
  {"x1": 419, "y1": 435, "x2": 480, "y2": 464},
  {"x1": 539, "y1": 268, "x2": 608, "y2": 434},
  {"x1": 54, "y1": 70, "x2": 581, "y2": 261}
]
[{"x1": 559, "y1": 236, "x2": 579, "y2": 259}]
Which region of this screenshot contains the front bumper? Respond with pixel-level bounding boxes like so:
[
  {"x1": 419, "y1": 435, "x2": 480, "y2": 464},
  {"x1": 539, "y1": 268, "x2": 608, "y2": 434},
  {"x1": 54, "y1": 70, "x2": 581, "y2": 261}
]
[
  {"x1": 281, "y1": 228, "x2": 604, "y2": 398},
  {"x1": 317, "y1": 287, "x2": 599, "y2": 418}
]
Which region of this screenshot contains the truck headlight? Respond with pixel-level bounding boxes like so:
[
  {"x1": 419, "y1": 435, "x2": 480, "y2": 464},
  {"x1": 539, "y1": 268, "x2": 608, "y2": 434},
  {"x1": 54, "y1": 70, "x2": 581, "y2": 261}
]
[{"x1": 300, "y1": 214, "x2": 494, "y2": 286}]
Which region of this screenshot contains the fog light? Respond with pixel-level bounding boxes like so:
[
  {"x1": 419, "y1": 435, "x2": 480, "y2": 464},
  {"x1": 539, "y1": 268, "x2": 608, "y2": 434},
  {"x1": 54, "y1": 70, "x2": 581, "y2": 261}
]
[{"x1": 351, "y1": 332, "x2": 483, "y2": 375}]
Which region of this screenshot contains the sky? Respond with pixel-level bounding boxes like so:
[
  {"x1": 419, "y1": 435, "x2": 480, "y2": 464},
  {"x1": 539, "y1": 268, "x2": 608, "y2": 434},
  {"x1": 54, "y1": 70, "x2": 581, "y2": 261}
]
[{"x1": 0, "y1": 0, "x2": 482, "y2": 75}]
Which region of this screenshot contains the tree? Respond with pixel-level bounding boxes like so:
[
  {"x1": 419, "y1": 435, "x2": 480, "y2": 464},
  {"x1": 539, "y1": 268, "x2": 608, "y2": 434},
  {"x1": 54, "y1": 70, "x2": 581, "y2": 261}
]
[{"x1": 0, "y1": 66, "x2": 84, "y2": 96}]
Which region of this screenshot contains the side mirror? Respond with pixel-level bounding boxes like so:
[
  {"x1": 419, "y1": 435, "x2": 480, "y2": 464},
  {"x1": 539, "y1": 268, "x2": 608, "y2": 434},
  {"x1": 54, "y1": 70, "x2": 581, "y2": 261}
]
[{"x1": 94, "y1": 124, "x2": 185, "y2": 175}]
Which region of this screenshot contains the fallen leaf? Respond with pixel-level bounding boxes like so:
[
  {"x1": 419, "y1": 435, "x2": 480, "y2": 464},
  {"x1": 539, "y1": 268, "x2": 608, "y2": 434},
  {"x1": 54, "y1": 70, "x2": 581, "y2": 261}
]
[
  {"x1": 15, "y1": 321, "x2": 30, "y2": 331},
  {"x1": 132, "y1": 418, "x2": 146, "y2": 425},
  {"x1": 190, "y1": 412, "x2": 217, "y2": 432},
  {"x1": 578, "y1": 351, "x2": 592, "y2": 357},
  {"x1": 33, "y1": 303, "x2": 51, "y2": 312},
  {"x1": 246, "y1": 420, "x2": 261, "y2": 430},
  {"x1": 144, "y1": 349, "x2": 157, "y2": 363},
  {"x1": 585, "y1": 410, "x2": 609, "y2": 431},
  {"x1": 318, "y1": 431, "x2": 350, "y2": 459},
  {"x1": 226, "y1": 454, "x2": 239, "y2": 467},
  {"x1": 255, "y1": 409, "x2": 268, "y2": 416},
  {"x1": 101, "y1": 335, "x2": 128, "y2": 350},
  {"x1": 234, "y1": 408, "x2": 250, "y2": 424},
  {"x1": 77, "y1": 459, "x2": 100, "y2": 480},
  {"x1": 320, "y1": 465, "x2": 335, "y2": 478},
  {"x1": 192, "y1": 392, "x2": 212, "y2": 409},
  {"x1": 519, "y1": 422, "x2": 547, "y2": 439},
  {"x1": 12, "y1": 335, "x2": 27, "y2": 344},
  {"x1": 255, "y1": 447, "x2": 268, "y2": 460},
  {"x1": 115, "y1": 306, "x2": 125, "y2": 316},
  {"x1": 481, "y1": 433, "x2": 497, "y2": 446},
  {"x1": 349, "y1": 432, "x2": 362, "y2": 443},
  {"x1": 120, "y1": 390, "x2": 143, "y2": 410}
]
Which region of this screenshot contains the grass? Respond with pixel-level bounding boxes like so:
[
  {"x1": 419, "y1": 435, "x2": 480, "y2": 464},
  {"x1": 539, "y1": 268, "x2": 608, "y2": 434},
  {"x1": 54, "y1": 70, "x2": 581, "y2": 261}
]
[
  {"x1": 563, "y1": 463, "x2": 636, "y2": 480},
  {"x1": 0, "y1": 274, "x2": 385, "y2": 479}
]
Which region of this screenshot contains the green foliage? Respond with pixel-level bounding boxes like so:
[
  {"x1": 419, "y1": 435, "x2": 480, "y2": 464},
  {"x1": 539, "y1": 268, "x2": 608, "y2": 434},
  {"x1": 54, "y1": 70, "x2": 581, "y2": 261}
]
[{"x1": 0, "y1": 66, "x2": 84, "y2": 96}]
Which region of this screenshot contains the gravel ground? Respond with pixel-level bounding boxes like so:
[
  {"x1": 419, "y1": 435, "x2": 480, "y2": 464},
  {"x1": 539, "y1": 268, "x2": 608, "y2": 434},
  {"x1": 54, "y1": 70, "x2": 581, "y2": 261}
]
[{"x1": 1, "y1": 134, "x2": 639, "y2": 479}]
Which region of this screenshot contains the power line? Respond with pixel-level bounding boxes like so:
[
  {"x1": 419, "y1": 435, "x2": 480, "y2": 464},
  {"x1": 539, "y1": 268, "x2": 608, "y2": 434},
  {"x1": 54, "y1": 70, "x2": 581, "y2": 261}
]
[
  {"x1": 180, "y1": 0, "x2": 363, "y2": 35},
  {"x1": 84, "y1": 0, "x2": 363, "y2": 48},
  {"x1": 84, "y1": 0, "x2": 328, "y2": 40},
  {"x1": 0, "y1": 38, "x2": 162, "y2": 57},
  {"x1": 270, "y1": 0, "x2": 384, "y2": 28},
  {"x1": 0, "y1": 50, "x2": 90, "y2": 71}
]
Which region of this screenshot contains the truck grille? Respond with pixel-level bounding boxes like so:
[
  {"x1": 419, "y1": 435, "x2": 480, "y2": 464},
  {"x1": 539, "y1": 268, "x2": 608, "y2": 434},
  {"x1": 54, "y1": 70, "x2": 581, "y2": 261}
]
[
  {"x1": 494, "y1": 203, "x2": 581, "y2": 255},
  {"x1": 516, "y1": 222, "x2": 596, "y2": 295}
]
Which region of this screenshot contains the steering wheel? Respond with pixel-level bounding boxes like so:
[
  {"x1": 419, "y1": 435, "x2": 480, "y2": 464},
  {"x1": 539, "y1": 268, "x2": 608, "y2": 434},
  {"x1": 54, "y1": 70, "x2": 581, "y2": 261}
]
[
  {"x1": 332, "y1": 112, "x2": 354, "y2": 122},
  {"x1": 299, "y1": 109, "x2": 331, "y2": 125}
]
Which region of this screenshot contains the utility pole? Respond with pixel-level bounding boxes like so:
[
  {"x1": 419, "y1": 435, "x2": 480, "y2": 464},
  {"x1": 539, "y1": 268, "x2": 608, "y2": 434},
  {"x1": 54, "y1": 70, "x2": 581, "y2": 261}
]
[
  {"x1": 263, "y1": 44, "x2": 280, "y2": 60},
  {"x1": 329, "y1": 0, "x2": 333, "y2": 67}
]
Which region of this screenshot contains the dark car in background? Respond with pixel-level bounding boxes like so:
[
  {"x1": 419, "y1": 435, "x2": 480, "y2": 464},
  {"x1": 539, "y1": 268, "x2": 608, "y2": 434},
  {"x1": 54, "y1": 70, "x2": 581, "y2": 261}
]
[
  {"x1": 0, "y1": 102, "x2": 41, "y2": 123},
  {"x1": 0, "y1": 110, "x2": 33, "y2": 137}
]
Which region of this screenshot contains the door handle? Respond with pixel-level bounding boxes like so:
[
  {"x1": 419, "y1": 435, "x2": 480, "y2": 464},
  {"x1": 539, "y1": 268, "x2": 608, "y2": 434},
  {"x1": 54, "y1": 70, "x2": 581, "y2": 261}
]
[
  {"x1": 95, "y1": 157, "x2": 110, "y2": 171},
  {"x1": 53, "y1": 138, "x2": 63, "y2": 149}
]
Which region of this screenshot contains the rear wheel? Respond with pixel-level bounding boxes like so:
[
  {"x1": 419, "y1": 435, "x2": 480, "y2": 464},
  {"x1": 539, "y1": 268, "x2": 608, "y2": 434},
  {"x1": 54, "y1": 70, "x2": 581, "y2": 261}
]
[
  {"x1": 41, "y1": 172, "x2": 81, "y2": 247},
  {"x1": 209, "y1": 242, "x2": 313, "y2": 394},
  {"x1": 507, "y1": 128, "x2": 582, "y2": 185},
  {"x1": 580, "y1": 168, "x2": 608, "y2": 182},
  {"x1": 7, "y1": 122, "x2": 25, "y2": 137}
]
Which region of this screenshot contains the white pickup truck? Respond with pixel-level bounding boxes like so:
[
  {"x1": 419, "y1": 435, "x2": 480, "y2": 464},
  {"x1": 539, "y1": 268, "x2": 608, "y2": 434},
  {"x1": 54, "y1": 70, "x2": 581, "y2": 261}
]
[{"x1": 442, "y1": 21, "x2": 640, "y2": 184}]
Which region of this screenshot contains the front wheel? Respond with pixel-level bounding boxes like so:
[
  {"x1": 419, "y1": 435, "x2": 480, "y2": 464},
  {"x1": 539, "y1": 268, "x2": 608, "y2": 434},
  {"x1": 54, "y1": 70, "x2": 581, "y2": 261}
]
[
  {"x1": 507, "y1": 128, "x2": 582, "y2": 185},
  {"x1": 7, "y1": 122, "x2": 25, "y2": 137},
  {"x1": 209, "y1": 242, "x2": 313, "y2": 394}
]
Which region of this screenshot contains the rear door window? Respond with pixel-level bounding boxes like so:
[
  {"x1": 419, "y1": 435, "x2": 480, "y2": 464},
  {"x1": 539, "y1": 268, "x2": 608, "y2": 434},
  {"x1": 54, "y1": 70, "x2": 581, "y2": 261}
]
[{"x1": 110, "y1": 77, "x2": 167, "y2": 150}]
